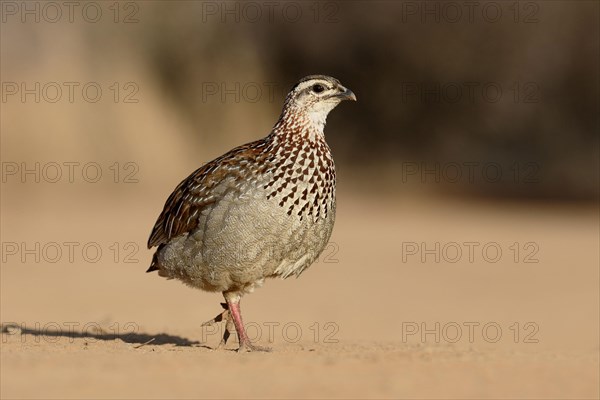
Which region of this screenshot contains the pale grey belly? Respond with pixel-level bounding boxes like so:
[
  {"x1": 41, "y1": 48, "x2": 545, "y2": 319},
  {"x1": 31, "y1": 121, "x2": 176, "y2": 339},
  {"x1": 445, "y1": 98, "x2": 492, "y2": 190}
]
[{"x1": 156, "y1": 180, "x2": 336, "y2": 293}]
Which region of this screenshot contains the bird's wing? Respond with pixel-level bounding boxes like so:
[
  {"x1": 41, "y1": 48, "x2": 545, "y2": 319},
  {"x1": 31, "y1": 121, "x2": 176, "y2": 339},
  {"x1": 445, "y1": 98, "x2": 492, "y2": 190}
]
[{"x1": 147, "y1": 139, "x2": 267, "y2": 249}]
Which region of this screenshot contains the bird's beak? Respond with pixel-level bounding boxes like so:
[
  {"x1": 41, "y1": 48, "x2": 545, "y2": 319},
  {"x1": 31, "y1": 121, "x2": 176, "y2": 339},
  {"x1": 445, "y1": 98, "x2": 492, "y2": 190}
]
[{"x1": 333, "y1": 85, "x2": 357, "y2": 101}]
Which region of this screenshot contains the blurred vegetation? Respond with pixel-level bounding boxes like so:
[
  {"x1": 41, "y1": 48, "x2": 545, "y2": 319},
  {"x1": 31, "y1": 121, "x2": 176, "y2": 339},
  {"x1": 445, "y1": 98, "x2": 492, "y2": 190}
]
[{"x1": 2, "y1": 1, "x2": 598, "y2": 201}]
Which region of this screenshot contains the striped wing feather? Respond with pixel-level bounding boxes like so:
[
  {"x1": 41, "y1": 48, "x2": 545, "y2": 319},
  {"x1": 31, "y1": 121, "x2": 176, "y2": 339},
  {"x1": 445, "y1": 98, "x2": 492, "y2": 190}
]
[{"x1": 147, "y1": 140, "x2": 265, "y2": 249}]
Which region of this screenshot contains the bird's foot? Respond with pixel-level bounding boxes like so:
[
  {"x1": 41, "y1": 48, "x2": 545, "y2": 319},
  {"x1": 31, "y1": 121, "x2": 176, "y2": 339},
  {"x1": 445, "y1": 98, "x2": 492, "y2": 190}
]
[
  {"x1": 204, "y1": 295, "x2": 273, "y2": 352},
  {"x1": 201, "y1": 303, "x2": 235, "y2": 349},
  {"x1": 237, "y1": 341, "x2": 272, "y2": 353}
]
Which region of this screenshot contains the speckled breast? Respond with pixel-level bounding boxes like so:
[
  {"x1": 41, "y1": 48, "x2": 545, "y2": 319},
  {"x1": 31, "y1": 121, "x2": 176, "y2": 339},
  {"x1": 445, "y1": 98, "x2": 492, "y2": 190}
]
[{"x1": 156, "y1": 139, "x2": 336, "y2": 292}]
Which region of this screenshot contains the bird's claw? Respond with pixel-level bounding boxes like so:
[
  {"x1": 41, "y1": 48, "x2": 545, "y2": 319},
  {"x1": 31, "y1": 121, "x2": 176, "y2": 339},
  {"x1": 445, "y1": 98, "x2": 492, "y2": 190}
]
[
  {"x1": 237, "y1": 342, "x2": 272, "y2": 353},
  {"x1": 202, "y1": 302, "x2": 271, "y2": 352}
]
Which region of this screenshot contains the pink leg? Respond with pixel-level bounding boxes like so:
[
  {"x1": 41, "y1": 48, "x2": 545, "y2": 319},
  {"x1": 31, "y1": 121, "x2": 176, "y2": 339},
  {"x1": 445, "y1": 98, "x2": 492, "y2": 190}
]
[{"x1": 225, "y1": 294, "x2": 271, "y2": 352}]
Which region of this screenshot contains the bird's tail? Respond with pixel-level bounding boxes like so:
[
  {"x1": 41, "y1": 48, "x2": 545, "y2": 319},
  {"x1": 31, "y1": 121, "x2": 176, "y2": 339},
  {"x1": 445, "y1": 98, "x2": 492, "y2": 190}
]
[{"x1": 146, "y1": 251, "x2": 160, "y2": 273}]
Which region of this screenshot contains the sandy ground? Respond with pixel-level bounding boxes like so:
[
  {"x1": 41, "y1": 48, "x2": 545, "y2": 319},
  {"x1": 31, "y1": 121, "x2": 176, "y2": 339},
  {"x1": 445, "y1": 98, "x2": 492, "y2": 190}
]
[{"x1": 1, "y1": 191, "x2": 598, "y2": 399}]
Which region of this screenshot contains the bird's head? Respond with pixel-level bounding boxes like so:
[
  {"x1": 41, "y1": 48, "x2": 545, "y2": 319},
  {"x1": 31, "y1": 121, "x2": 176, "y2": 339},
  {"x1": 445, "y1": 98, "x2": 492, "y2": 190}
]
[{"x1": 282, "y1": 75, "x2": 356, "y2": 131}]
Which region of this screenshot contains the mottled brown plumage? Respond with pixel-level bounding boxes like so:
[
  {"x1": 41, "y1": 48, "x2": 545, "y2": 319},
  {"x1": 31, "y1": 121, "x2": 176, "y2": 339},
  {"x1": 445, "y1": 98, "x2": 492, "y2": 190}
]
[{"x1": 147, "y1": 75, "x2": 356, "y2": 351}]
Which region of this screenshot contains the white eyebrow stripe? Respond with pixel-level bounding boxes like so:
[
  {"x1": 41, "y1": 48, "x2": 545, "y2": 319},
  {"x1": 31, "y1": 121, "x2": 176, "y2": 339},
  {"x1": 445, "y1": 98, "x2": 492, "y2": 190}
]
[{"x1": 295, "y1": 80, "x2": 332, "y2": 92}]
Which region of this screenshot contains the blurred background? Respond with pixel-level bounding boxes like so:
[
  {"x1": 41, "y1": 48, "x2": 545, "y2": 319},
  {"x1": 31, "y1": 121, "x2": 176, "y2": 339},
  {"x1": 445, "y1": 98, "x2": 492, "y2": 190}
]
[
  {"x1": 1, "y1": 1, "x2": 598, "y2": 399},
  {"x1": 2, "y1": 0, "x2": 598, "y2": 199}
]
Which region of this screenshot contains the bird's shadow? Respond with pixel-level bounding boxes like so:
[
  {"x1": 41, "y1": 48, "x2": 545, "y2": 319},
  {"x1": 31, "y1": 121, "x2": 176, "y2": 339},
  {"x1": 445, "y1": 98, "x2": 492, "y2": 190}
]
[{"x1": 1, "y1": 323, "x2": 205, "y2": 348}]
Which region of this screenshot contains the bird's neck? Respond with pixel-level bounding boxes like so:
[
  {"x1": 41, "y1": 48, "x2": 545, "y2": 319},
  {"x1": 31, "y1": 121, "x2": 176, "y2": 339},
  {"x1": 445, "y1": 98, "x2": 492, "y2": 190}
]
[{"x1": 271, "y1": 106, "x2": 328, "y2": 144}]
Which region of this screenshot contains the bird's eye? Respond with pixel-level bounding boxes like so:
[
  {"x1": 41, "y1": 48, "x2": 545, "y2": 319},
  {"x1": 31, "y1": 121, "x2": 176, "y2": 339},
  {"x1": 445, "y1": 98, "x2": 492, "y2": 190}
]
[{"x1": 312, "y1": 84, "x2": 325, "y2": 93}]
